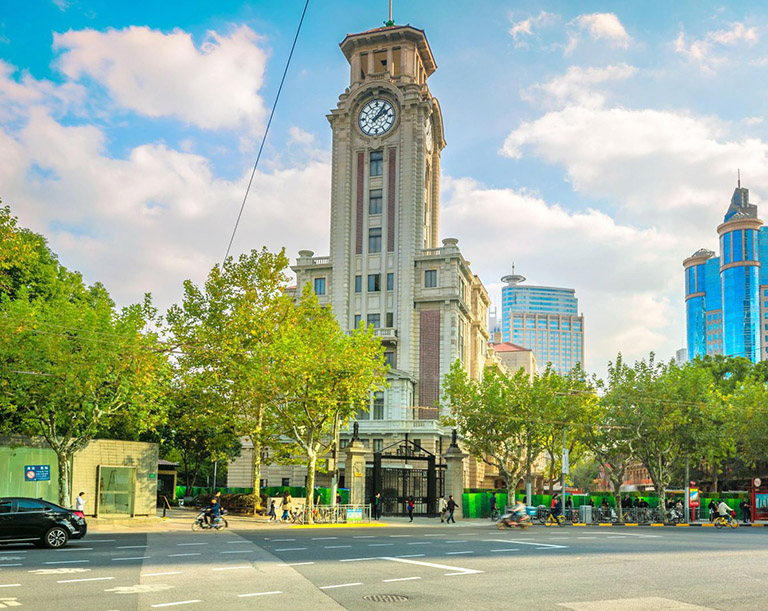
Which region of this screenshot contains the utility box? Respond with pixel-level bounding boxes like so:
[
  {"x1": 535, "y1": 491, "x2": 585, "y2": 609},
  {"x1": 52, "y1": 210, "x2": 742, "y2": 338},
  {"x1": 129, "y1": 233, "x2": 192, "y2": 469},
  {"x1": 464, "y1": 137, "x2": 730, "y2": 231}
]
[{"x1": 579, "y1": 505, "x2": 592, "y2": 523}]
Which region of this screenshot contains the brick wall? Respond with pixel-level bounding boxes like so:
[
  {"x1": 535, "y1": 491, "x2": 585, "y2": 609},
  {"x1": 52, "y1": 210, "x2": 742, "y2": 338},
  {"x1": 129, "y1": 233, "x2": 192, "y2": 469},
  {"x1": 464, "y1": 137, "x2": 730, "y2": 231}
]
[{"x1": 419, "y1": 309, "x2": 440, "y2": 410}]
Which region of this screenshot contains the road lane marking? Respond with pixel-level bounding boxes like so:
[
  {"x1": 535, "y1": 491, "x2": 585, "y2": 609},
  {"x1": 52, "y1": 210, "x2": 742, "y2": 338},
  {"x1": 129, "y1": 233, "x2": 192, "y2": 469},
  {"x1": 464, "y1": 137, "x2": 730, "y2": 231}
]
[
  {"x1": 607, "y1": 535, "x2": 627, "y2": 539},
  {"x1": 395, "y1": 554, "x2": 425, "y2": 558},
  {"x1": 0, "y1": 565, "x2": 22, "y2": 568},
  {"x1": 577, "y1": 537, "x2": 596, "y2": 540},
  {"x1": 44, "y1": 560, "x2": 90, "y2": 565},
  {"x1": 339, "y1": 557, "x2": 378, "y2": 563},
  {"x1": 212, "y1": 566, "x2": 251, "y2": 571},
  {"x1": 445, "y1": 540, "x2": 467, "y2": 543},
  {"x1": 423, "y1": 534, "x2": 445, "y2": 537},
  {"x1": 168, "y1": 553, "x2": 201, "y2": 558},
  {"x1": 219, "y1": 551, "x2": 255, "y2": 554},
  {"x1": 383, "y1": 577, "x2": 421, "y2": 582},
  {"x1": 86, "y1": 539, "x2": 116, "y2": 543},
  {"x1": 389, "y1": 535, "x2": 412, "y2": 538},
  {"x1": 151, "y1": 601, "x2": 201, "y2": 608},
  {"x1": 312, "y1": 537, "x2": 338, "y2": 540},
  {"x1": 407, "y1": 542, "x2": 432, "y2": 546},
  {"x1": 57, "y1": 577, "x2": 115, "y2": 583},
  {"x1": 484, "y1": 539, "x2": 568, "y2": 549},
  {"x1": 274, "y1": 548, "x2": 306, "y2": 552},
  {"x1": 324, "y1": 545, "x2": 351, "y2": 549},
  {"x1": 382, "y1": 557, "x2": 482, "y2": 576},
  {"x1": 143, "y1": 572, "x2": 183, "y2": 577},
  {"x1": 319, "y1": 583, "x2": 362, "y2": 590},
  {"x1": 353, "y1": 536, "x2": 375, "y2": 539},
  {"x1": 177, "y1": 543, "x2": 208, "y2": 547},
  {"x1": 113, "y1": 557, "x2": 150, "y2": 561},
  {"x1": 238, "y1": 591, "x2": 282, "y2": 597},
  {"x1": 446, "y1": 551, "x2": 474, "y2": 555},
  {"x1": 117, "y1": 546, "x2": 147, "y2": 549},
  {"x1": 368, "y1": 543, "x2": 394, "y2": 547},
  {"x1": 55, "y1": 548, "x2": 93, "y2": 552},
  {"x1": 281, "y1": 562, "x2": 315, "y2": 567},
  {"x1": 271, "y1": 539, "x2": 295, "y2": 542},
  {"x1": 491, "y1": 549, "x2": 520, "y2": 552},
  {"x1": 226, "y1": 541, "x2": 250, "y2": 544}
]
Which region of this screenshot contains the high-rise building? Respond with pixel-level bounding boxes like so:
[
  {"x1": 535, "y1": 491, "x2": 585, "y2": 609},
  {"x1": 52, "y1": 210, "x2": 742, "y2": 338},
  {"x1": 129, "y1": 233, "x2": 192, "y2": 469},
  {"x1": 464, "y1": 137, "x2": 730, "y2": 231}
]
[
  {"x1": 500, "y1": 271, "x2": 585, "y2": 375},
  {"x1": 683, "y1": 181, "x2": 768, "y2": 362}
]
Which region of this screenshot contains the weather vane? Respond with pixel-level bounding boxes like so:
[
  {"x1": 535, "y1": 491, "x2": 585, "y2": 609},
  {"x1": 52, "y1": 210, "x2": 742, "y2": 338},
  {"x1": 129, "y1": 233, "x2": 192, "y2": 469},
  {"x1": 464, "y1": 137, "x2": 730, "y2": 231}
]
[{"x1": 384, "y1": 0, "x2": 395, "y2": 27}]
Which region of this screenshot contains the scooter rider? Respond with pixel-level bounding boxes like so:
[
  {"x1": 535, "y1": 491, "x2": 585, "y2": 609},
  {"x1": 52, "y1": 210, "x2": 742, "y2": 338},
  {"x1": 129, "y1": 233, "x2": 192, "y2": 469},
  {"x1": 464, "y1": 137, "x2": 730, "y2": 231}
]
[{"x1": 512, "y1": 499, "x2": 527, "y2": 523}]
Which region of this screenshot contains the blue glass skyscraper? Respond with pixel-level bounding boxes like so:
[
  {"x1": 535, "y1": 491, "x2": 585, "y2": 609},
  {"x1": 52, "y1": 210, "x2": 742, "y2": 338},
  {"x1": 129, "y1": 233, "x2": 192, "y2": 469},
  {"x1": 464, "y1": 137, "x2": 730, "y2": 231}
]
[
  {"x1": 500, "y1": 271, "x2": 585, "y2": 374},
  {"x1": 684, "y1": 182, "x2": 766, "y2": 362}
]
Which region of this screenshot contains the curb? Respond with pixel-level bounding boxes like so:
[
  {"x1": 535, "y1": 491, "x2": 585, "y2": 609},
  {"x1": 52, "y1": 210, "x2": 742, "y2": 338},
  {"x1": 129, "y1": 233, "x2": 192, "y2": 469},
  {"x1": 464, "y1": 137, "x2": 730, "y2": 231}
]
[
  {"x1": 566, "y1": 522, "x2": 762, "y2": 528},
  {"x1": 290, "y1": 522, "x2": 389, "y2": 529}
]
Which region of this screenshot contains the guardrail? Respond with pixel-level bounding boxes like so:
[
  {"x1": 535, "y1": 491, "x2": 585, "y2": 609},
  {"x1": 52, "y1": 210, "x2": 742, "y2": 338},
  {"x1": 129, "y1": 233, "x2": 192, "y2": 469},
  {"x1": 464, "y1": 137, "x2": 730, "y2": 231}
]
[{"x1": 293, "y1": 503, "x2": 371, "y2": 525}]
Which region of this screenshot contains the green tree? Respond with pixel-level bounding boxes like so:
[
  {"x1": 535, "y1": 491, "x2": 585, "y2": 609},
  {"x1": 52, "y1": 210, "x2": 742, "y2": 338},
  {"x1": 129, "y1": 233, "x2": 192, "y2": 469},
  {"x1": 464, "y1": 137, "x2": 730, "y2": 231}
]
[
  {"x1": 0, "y1": 290, "x2": 170, "y2": 506},
  {"x1": 270, "y1": 287, "x2": 387, "y2": 522},
  {"x1": 443, "y1": 363, "x2": 545, "y2": 503},
  {"x1": 165, "y1": 248, "x2": 292, "y2": 508}
]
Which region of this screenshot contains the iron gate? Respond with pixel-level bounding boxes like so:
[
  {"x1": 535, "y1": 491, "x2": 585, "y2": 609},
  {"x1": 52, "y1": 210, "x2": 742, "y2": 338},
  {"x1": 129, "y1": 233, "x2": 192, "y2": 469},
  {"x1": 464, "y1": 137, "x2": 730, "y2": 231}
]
[{"x1": 365, "y1": 439, "x2": 445, "y2": 516}]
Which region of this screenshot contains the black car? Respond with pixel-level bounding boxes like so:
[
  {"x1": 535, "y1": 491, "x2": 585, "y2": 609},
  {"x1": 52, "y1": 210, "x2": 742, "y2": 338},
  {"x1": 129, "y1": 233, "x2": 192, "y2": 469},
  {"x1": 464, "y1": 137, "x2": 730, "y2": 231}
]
[{"x1": 0, "y1": 497, "x2": 87, "y2": 548}]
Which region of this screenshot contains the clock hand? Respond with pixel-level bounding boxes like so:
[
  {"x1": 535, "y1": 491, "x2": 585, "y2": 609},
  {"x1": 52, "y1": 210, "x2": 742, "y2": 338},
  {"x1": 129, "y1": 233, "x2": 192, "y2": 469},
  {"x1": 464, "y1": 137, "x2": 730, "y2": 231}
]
[{"x1": 371, "y1": 105, "x2": 387, "y2": 123}]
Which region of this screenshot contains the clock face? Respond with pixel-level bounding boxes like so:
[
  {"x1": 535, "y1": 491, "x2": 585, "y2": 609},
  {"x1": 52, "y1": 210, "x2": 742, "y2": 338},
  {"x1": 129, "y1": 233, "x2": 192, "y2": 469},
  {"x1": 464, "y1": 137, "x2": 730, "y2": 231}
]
[
  {"x1": 425, "y1": 118, "x2": 433, "y2": 153},
  {"x1": 358, "y1": 99, "x2": 396, "y2": 136}
]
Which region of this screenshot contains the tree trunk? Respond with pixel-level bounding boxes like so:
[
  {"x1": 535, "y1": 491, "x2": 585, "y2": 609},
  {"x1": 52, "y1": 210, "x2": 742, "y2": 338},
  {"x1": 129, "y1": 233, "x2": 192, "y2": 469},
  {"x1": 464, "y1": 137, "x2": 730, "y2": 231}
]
[
  {"x1": 56, "y1": 449, "x2": 73, "y2": 508},
  {"x1": 250, "y1": 436, "x2": 262, "y2": 514},
  {"x1": 306, "y1": 451, "x2": 317, "y2": 524}
]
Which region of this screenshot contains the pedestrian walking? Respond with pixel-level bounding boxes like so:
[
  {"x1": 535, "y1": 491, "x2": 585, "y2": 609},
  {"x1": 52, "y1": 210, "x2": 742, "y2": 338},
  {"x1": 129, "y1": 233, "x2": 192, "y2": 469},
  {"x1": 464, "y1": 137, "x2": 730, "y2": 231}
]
[
  {"x1": 708, "y1": 499, "x2": 717, "y2": 522},
  {"x1": 74, "y1": 491, "x2": 86, "y2": 518},
  {"x1": 336, "y1": 491, "x2": 342, "y2": 505},
  {"x1": 446, "y1": 495, "x2": 458, "y2": 523},
  {"x1": 438, "y1": 495, "x2": 447, "y2": 523},
  {"x1": 489, "y1": 492, "x2": 497, "y2": 517},
  {"x1": 281, "y1": 491, "x2": 292, "y2": 522},
  {"x1": 407, "y1": 497, "x2": 415, "y2": 522},
  {"x1": 267, "y1": 499, "x2": 277, "y2": 522},
  {"x1": 373, "y1": 492, "x2": 382, "y2": 520}
]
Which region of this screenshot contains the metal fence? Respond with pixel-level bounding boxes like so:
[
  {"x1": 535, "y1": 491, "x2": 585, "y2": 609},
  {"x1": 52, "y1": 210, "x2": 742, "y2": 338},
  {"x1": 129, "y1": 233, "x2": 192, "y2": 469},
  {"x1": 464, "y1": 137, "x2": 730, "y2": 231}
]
[{"x1": 293, "y1": 503, "x2": 371, "y2": 525}]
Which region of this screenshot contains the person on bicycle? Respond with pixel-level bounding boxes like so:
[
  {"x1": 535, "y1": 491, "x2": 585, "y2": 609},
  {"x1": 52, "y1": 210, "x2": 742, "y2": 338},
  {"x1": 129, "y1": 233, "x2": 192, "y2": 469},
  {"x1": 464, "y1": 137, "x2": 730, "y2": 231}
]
[
  {"x1": 552, "y1": 494, "x2": 562, "y2": 519},
  {"x1": 717, "y1": 500, "x2": 733, "y2": 524}
]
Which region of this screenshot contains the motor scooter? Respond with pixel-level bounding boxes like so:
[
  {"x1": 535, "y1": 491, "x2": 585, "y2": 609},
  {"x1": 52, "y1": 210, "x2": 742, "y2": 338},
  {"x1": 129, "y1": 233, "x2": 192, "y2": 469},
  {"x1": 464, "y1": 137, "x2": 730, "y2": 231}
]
[
  {"x1": 497, "y1": 510, "x2": 531, "y2": 529},
  {"x1": 192, "y1": 508, "x2": 228, "y2": 531}
]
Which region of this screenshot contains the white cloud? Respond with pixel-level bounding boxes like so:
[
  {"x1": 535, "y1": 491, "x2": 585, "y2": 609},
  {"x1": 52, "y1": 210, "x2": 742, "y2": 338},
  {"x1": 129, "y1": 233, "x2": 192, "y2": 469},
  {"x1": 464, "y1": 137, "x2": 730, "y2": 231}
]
[
  {"x1": 501, "y1": 104, "x2": 768, "y2": 236},
  {"x1": 566, "y1": 13, "x2": 631, "y2": 55},
  {"x1": 288, "y1": 126, "x2": 315, "y2": 145},
  {"x1": 53, "y1": 25, "x2": 268, "y2": 133},
  {"x1": 522, "y1": 63, "x2": 636, "y2": 109},
  {"x1": 440, "y1": 177, "x2": 681, "y2": 369},
  {"x1": 508, "y1": 11, "x2": 558, "y2": 48},
  {"x1": 675, "y1": 22, "x2": 759, "y2": 72}
]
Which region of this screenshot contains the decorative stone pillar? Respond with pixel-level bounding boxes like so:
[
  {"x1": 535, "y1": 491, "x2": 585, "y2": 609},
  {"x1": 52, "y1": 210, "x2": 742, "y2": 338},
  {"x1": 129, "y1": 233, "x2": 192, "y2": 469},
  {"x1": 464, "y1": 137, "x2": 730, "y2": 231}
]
[
  {"x1": 344, "y1": 423, "x2": 367, "y2": 506},
  {"x1": 444, "y1": 430, "x2": 468, "y2": 520}
]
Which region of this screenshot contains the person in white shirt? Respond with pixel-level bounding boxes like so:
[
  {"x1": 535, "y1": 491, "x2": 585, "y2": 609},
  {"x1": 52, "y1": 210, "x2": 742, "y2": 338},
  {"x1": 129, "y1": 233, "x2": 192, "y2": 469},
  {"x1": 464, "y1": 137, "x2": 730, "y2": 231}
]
[
  {"x1": 438, "y1": 496, "x2": 447, "y2": 523},
  {"x1": 717, "y1": 500, "x2": 733, "y2": 524},
  {"x1": 74, "y1": 492, "x2": 86, "y2": 517}
]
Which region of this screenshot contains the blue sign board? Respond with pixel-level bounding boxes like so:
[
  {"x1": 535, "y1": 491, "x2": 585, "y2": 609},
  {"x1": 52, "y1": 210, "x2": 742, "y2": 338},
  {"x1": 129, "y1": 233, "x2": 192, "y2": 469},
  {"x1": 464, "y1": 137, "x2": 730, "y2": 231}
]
[{"x1": 24, "y1": 465, "x2": 51, "y2": 482}]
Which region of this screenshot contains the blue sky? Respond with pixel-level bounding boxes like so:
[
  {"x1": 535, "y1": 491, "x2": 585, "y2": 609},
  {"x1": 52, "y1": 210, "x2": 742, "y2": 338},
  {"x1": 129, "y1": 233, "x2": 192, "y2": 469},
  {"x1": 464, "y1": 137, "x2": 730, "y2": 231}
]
[{"x1": 3, "y1": 1, "x2": 768, "y2": 373}]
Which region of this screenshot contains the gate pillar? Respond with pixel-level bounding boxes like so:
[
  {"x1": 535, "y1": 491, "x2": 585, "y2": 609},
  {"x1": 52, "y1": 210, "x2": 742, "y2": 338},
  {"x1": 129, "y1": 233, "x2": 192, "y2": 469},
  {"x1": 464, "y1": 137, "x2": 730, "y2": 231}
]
[
  {"x1": 345, "y1": 437, "x2": 368, "y2": 506},
  {"x1": 444, "y1": 431, "x2": 468, "y2": 520},
  {"x1": 427, "y1": 455, "x2": 437, "y2": 514}
]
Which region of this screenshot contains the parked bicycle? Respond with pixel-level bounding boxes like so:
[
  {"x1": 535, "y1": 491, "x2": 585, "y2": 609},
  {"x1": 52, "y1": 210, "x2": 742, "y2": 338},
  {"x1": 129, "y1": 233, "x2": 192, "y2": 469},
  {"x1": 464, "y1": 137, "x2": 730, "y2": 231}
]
[{"x1": 490, "y1": 508, "x2": 501, "y2": 522}]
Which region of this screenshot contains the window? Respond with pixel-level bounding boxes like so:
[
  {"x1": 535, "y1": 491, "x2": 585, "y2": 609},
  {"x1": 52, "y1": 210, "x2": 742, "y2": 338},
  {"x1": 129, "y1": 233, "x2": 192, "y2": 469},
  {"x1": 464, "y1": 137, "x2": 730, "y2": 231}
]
[
  {"x1": 387, "y1": 273, "x2": 394, "y2": 291},
  {"x1": 368, "y1": 274, "x2": 381, "y2": 292},
  {"x1": 373, "y1": 439, "x2": 383, "y2": 453},
  {"x1": 384, "y1": 351, "x2": 396, "y2": 368},
  {"x1": 369, "y1": 189, "x2": 383, "y2": 214},
  {"x1": 340, "y1": 439, "x2": 349, "y2": 449},
  {"x1": 281, "y1": 478, "x2": 290, "y2": 487},
  {"x1": 355, "y1": 275, "x2": 362, "y2": 293},
  {"x1": 16, "y1": 500, "x2": 45, "y2": 512},
  {"x1": 372, "y1": 391, "x2": 384, "y2": 419},
  {"x1": 313, "y1": 277, "x2": 326, "y2": 296},
  {"x1": 369, "y1": 227, "x2": 382, "y2": 253},
  {"x1": 0, "y1": 501, "x2": 12, "y2": 514},
  {"x1": 367, "y1": 313, "x2": 381, "y2": 328},
  {"x1": 386, "y1": 312, "x2": 394, "y2": 327},
  {"x1": 370, "y1": 151, "x2": 383, "y2": 176},
  {"x1": 354, "y1": 314, "x2": 362, "y2": 328},
  {"x1": 424, "y1": 269, "x2": 437, "y2": 288}
]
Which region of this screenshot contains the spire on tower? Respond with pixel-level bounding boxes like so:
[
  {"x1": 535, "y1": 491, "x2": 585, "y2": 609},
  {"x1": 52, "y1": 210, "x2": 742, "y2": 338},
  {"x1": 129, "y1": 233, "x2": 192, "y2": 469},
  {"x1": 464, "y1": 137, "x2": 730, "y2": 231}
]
[
  {"x1": 384, "y1": 0, "x2": 395, "y2": 27},
  {"x1": 738, "y1": 168, "x2": 741, "y2": 189}
]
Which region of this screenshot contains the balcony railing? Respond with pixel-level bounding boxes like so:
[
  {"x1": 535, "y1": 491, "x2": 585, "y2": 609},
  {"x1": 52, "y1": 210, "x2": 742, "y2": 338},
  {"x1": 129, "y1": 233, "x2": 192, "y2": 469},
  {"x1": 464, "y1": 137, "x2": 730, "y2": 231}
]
[{"x1": 373, "y1": 328, "x2": 398, "y2": 341}]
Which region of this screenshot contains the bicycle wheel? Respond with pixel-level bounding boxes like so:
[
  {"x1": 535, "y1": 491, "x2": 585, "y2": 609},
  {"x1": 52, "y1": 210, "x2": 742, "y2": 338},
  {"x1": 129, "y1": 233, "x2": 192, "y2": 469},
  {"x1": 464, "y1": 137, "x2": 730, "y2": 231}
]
[
  {"x1": 556, "y1": 515, "x2": 564, "y2": 527},
  {"x1": 491, "y1": 509, "x2": 500, "y2": 522},
  {"x1": 714, "y1": 518, "x2": 724, "y2": 529},
  {"x1": 729, "y1": 520, "x2": 739, "y2": 529}
]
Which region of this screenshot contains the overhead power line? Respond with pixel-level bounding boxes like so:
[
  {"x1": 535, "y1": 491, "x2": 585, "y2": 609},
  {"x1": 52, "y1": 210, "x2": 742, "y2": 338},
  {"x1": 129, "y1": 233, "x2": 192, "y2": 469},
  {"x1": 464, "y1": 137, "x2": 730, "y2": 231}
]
[{"x1": 223, "y1": 0, "x2": 311, "y2": 263}]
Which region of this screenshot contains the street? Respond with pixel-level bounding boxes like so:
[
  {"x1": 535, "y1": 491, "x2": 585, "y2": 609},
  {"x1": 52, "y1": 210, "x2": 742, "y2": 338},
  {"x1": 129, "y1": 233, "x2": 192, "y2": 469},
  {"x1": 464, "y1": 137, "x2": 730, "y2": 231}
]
[{"x1": 0, "y1": 519, "x2": 766, "y2": 610}]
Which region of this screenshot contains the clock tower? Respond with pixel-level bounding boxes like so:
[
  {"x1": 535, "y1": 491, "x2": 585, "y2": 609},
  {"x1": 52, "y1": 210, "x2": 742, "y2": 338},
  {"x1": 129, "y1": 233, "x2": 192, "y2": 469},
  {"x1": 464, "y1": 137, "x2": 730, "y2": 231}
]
[{"x1": 291, "y1": 24, "x2": 491, "y2": 491}]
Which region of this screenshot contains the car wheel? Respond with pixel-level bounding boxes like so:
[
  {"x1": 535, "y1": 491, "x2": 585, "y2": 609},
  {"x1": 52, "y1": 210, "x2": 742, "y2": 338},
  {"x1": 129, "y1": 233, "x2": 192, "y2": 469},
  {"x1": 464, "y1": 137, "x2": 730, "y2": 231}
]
[{"x1": 44, "y1": 527, "x2": 69, "y2": 549}]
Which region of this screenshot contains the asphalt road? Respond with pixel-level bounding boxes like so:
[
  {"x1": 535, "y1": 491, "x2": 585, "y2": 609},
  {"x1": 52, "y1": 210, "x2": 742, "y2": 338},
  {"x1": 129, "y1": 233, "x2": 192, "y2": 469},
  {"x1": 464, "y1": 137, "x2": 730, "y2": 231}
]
[{"x1": 1, "y1": 520, "x2": 766, "y2": 610}]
